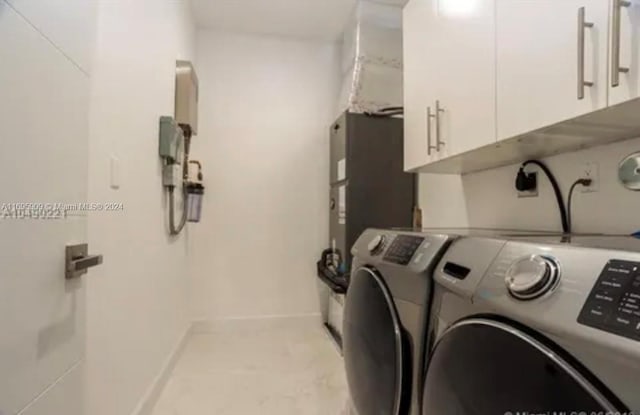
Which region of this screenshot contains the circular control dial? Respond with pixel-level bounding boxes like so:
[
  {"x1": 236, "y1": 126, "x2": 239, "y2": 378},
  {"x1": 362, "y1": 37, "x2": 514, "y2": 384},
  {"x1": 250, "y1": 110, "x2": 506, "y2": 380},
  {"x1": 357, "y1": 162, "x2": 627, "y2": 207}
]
[
  {"x1": 505, "y1": 255, "x2": 560, "y2": 300},
  {"x1": 368, "y1": 235, "x2": 386, "y2": 255}
]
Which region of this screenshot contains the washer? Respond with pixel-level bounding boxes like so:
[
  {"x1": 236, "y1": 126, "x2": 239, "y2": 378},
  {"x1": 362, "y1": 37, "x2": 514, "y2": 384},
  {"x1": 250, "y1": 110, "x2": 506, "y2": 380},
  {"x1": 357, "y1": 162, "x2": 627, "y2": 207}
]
[
  {"x1": 423, "y1": 234, "x2": 640, "y2": 414},
  {"x1": 344, "y1": 229, "x2": 456, "y2": 415}
]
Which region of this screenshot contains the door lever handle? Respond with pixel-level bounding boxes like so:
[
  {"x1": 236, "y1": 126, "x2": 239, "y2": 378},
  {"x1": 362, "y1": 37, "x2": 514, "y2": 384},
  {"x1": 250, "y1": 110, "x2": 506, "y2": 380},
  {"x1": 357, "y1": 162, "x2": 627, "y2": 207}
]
[{"x1": 66, "y1": 244, "x2": 103, "y2": 279}]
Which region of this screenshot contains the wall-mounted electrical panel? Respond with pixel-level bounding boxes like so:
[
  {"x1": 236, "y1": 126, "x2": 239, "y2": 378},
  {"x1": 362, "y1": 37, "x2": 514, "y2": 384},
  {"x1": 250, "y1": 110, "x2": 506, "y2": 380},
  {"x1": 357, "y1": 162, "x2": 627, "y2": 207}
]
[
  {"x1": 159, "y1": 116, "x2": 184, "y2": 163},
  {"x1": 175, "y1": 60, "x2": 199, "y2": 135},
  {"x1": 159, "y1": 60, "x2": 203, "y2": 236}
]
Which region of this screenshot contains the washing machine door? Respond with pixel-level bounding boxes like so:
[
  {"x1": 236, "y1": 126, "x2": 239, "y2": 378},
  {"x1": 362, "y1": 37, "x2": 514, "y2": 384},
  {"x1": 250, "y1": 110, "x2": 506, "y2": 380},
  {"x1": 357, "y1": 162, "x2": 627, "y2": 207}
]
[
  {"x1": 422, "y1": 318, "x2": 625, "y2": 415},
  {"x1": 344, "y1": 266, "x2": 405, "y2": 415}
]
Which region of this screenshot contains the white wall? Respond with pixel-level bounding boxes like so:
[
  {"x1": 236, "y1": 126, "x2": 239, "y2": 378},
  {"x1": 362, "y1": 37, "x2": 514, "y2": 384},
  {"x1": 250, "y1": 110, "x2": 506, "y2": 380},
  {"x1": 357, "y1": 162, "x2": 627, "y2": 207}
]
[
  {"x1": 86, "y1": 2, "x2": 195, "y2": 415},
  {"x1": 190, "y1": 31, "x2": 339, "y2": 323},
  {"x1": 419, "y1": 137, "x2": 640, "y2": 234}
]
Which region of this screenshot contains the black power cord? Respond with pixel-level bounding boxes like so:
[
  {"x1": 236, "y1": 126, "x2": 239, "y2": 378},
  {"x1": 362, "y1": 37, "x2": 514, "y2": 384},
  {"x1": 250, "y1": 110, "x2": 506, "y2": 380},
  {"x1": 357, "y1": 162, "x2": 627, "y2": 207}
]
[
  {"x1": 364, "y1": 106, "x2": 404, "y2": 118},
  {"x1": 518, "y1": 160, "x2": 570, "y2": 234},
  {"x1": 567, "y1": 178, "x2": 593, "y2": 232}
]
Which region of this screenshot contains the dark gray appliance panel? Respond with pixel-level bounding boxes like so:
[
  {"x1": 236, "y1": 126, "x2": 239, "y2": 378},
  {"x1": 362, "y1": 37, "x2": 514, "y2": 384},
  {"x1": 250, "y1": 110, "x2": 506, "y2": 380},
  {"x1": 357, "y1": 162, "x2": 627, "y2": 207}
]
[
  {"x1": 346, "y1": 114, "x2": 415, "y2": 264},
  {"x1": 327, "y1": 111, "x2": 415, "y2": 277},
  {"x1": 330, "y1": 114, "x2": 347, "y2": 184},
  {"x1": 329, "y1": 184, "x2": 348, "y2": 263}
]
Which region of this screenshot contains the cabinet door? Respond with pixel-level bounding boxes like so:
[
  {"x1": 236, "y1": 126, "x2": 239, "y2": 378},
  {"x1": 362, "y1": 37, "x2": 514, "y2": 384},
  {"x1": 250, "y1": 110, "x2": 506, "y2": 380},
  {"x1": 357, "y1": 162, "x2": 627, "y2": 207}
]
[
  {"x1": 609, "y1": 0, "x2": 640, "y2": 104},
  {"x1": 496, "y1": 0, "x2": 610, "y2": 140},
  {"x1": 436, "y1": 0, "x2": 497, "y2": 158},
  {"x1": 403, "y1": 0, "x2": 440, "y2": 171}
]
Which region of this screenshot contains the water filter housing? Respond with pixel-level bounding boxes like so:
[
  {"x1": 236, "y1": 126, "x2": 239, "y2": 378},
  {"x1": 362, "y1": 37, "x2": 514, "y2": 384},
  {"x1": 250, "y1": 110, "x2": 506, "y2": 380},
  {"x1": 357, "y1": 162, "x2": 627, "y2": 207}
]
[{"x1": 186, "y1": 183, "x2": 204, "y2": 223}]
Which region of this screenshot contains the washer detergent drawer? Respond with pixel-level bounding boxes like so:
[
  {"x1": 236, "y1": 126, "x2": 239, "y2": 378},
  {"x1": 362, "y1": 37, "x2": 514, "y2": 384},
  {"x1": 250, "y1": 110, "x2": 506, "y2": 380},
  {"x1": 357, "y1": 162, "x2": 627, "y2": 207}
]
[{"x1": 344, "y1": 267, "x2": 406, "y2": 415}]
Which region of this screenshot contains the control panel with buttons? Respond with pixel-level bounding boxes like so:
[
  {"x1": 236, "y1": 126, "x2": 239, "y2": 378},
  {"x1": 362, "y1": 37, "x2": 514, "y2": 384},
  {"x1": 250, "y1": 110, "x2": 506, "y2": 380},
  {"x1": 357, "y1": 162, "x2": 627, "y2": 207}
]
[
  {"x1": 578, "y1": 260, "x2": 640, "y2": 340},
  {"x1": 383, "y1": 235, "x2": 425, "y2": 265}
]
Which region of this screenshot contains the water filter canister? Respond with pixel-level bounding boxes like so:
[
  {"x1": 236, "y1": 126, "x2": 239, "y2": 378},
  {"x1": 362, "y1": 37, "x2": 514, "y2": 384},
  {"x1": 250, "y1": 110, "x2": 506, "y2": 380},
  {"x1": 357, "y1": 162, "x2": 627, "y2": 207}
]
[{"x1": 186, "y1": 183, "x2": 204, "y2": 223}]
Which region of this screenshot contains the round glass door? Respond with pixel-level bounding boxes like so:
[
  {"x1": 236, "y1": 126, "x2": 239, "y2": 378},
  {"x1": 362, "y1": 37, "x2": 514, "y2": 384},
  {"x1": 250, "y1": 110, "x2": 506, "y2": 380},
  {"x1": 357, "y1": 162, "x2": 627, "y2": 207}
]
[
  {"x1": 422, "y1": 318, "x2": 625, "y2": 415},
  {"x1": 343, "y1": 266, "x2": 404, "y2": 415}
]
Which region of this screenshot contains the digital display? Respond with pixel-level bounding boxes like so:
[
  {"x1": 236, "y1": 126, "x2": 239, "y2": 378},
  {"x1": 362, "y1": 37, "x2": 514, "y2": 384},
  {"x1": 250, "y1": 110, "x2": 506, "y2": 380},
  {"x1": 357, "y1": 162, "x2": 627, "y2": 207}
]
[{"x1": 383, "y1": 235, "x2": 425, "y2": 265}]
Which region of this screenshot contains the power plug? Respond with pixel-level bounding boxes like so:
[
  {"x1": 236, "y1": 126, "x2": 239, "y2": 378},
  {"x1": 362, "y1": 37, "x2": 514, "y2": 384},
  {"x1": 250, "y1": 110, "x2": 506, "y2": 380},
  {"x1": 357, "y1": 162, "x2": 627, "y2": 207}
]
[{"x1": 516, "y1": 168, "x2": 537, "y2": 191}]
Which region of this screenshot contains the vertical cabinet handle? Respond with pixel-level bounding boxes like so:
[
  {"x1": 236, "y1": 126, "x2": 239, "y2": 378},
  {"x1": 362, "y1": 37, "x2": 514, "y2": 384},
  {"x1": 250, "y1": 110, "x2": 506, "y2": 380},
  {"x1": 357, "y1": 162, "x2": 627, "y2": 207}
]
[
  {"x1": 612, "y1": 0, "x2": 631, "y2": 87},
  {"x1": 578, "y1": 7, "x2": 594, "y2": 100},
  {"x1": 427, "y1": 106, "x2": 437, "y2": 155},
  {"x1": 435, "y1": 100, "x2": 445, "y2": 152}
]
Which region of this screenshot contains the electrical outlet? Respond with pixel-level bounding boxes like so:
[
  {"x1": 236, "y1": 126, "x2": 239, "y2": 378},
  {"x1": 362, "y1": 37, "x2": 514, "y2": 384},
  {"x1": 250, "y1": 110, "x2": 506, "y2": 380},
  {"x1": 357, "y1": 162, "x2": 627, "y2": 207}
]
[
  {"x1": 581, "y1": 161, "x2": 599, "y2": 193},
  {"x1": 517, "y1": 171, "x2": 539, "y2": 198}
]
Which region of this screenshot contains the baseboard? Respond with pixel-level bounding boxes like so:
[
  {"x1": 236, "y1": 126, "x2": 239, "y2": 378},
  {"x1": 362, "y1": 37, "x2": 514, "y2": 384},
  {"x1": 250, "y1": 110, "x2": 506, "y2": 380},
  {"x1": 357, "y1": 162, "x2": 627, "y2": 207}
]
[
  {"x1": 192, "y1": 313, "x2": 322, "y2": 334},
  {"x1": 131, "y1": 323, "x2": 193, "y2": 415}
]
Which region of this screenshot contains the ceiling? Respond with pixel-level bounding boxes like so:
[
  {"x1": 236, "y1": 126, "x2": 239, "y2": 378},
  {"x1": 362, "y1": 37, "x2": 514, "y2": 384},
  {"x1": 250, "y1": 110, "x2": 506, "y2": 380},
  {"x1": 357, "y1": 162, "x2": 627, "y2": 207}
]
[{"x1": 192, "y1": 0, "x2": 407, "y2": 41}]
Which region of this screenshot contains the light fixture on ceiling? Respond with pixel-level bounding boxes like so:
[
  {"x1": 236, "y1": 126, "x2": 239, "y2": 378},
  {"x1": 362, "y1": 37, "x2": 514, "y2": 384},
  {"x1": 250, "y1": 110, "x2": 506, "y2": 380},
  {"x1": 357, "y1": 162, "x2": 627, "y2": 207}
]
[{"x1": 438, "y1": 0, "x2": 480, "y2": 17}]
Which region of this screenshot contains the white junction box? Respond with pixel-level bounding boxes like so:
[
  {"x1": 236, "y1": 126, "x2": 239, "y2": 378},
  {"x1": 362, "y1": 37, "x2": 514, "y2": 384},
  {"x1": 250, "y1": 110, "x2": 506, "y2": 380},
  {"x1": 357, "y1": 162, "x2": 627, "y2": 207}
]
[
  {"x1": 159, "y1": 116, "x2": 184, "y2": 163},
  {"x1": 163, "y1": 164, "x2": 182, "y2": 188}
]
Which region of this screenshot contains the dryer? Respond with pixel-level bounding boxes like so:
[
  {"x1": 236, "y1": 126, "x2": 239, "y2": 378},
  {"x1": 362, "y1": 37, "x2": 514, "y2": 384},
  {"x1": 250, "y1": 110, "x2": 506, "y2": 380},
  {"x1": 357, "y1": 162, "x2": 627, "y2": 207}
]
[
  {"x1": 423, "y1": 235, "x2": 640, "y2": 414},
  {"x1": 344, "y1": 229, "x2": 456, "y2": 415}
]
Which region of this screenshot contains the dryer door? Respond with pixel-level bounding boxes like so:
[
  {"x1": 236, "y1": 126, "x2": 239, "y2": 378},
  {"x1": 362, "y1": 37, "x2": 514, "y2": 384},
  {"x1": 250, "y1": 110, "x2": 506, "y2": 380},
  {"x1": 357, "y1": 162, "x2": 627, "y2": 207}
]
[
  {"x1": 344, "y1": 266, "x2": 405, "y2": 415},
  {"x1": 422, "y1": 318, "x2": 625, "y2": 414}
]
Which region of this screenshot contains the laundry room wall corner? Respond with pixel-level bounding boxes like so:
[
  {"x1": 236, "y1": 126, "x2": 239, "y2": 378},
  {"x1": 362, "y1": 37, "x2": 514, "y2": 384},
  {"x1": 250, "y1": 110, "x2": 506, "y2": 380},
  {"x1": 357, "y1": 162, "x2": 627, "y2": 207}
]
[
  {"x1": 418, "y1": 174, "x2": 470, "y2": 228},
  {"x1": 188, "y1": 30, "x2": 340, "y2": 326}
]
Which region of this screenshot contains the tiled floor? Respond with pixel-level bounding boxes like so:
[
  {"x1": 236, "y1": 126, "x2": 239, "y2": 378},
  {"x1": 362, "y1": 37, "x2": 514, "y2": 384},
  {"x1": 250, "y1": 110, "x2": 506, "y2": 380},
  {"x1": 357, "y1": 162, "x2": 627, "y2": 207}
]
[{"x1": 152, "y1": 323, "x2": 349, "y2": 415}]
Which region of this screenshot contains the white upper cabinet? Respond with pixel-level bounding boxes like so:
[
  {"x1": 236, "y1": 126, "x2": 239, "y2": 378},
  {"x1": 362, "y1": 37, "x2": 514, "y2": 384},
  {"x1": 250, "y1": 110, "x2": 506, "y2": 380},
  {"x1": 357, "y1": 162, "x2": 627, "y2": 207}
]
[
  {"x1": 404, "y1": 0, "x2": 640, "y2": 173},
  {"x1": 435, "y1": 0, "x2": 496, "y2": 158},
  {"x1": 403, "y1": 0, "x2": 496, "y2": 171},
  {"x1": 403, "y1": 0, "x2": 440, "y2": 171},
  {"x1": 609, "y1": 0, "x2": 640, "y2": 105},
  {"x1": 496, "y1": 0, "x2": 610, "y2": 140}
]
